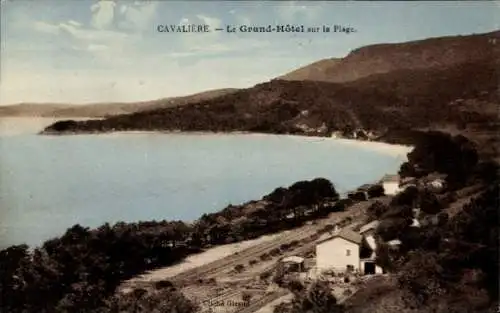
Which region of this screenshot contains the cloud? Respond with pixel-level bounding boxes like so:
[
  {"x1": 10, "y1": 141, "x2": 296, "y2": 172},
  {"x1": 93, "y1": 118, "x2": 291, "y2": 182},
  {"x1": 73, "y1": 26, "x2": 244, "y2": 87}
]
[
  {"x1": 118, "y1": 2, "x2": 158, "y2": 31},
  {"x1": 196, "y1": 14, "x2": 222, "y2": 29},
  {"x1": 277, "y1": 1, "x2": 319, "y2": 21},
  {"x1": 119, "y1": 4, "x2": 127, "y2": 14},
  {"x1": 67, "y1": 20, "x2": 82, "y2": 27},
  {"x1": 237, "y1": 15, "x2": 251, "y2": 25},
  {"x1": 59, "y1": 22, "x2": 128, "y2": 43},
  {"x1": 90, "y1": 1, "x2": 116, "y2": 29},
  {"x1": 29, "y1": 18, "x2": 134, "y2": 67},
  {"x1": 31, "y1": 19, "x2": 129, "y2": 44},
  {"x1": 86, "y1": 44, "x2": 109, "y2": 52},
  {"x1": 33, "y1": 21, "x2": 60, "y2": 34}
]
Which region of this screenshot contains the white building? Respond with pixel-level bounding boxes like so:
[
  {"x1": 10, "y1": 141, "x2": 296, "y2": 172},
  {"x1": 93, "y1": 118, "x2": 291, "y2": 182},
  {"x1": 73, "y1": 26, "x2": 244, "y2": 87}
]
[
  {"x1": 315, "y1": 228, "x2": 383, "y2": 275},
  {"x1": 380, "y1": 174, "x2": 401, "y2": 195},
  {"x1": 316, "y1": 229, "x2": 362, "y2": 273}
]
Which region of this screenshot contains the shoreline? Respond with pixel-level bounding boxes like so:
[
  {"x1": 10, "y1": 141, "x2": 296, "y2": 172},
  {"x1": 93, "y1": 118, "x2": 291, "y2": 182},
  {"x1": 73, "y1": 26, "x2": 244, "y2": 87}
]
[
  {"x1": 1, "y1": 116, "x2": 412, "y2": 157},
  {"x1": 42, "y1": 128, "x2": 414, "y2": 158}
]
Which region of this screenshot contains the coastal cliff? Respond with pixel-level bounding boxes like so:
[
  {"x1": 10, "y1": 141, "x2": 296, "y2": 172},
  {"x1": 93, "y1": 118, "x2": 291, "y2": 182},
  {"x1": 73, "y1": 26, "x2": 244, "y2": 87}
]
[{"x1": 41, "y1": 31, "x2": 499, "y2": 157}]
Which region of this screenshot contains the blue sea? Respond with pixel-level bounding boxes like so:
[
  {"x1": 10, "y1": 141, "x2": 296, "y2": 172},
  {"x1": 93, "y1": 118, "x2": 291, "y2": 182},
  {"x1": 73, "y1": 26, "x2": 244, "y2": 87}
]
[{"x1": 0, "y1": 118, "x2": 410, "y2": 248}]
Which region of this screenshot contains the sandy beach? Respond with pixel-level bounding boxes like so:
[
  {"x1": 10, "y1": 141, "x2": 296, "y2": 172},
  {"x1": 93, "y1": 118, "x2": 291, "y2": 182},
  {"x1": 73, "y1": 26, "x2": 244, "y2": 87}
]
[
  {"x1": 126, "y1": 232, "x2": 283, "y2": 282},
  {"x1": 101, "y1": 130, "x2": 413, "y2": 158},
  {"x1": 332, "y1": 138, "x2": 413, "y2": 158}
]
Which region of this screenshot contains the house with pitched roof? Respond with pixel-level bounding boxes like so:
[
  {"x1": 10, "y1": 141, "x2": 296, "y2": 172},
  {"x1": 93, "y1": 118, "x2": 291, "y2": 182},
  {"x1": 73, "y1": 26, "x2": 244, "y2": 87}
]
[{"x1": 315, "y1": 228, "x2": 383, "y2": 275}]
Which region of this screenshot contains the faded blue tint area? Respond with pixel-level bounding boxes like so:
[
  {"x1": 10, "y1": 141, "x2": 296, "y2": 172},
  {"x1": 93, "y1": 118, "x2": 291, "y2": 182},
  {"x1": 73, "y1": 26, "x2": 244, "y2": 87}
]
[
  {"x1": 1, "y1": 1, "x2": 498, "y2": 104},
  {"x1": 0, "y1": 133, "x2": 407, "y2": 248}
]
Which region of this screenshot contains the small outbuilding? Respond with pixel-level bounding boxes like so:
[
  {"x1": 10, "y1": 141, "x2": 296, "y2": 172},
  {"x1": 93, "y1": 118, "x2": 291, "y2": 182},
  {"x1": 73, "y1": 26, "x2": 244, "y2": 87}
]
[
  {"x1": 279, "y1": 256, "x2": 305, "y2": 273},
  {"x1": 380, "y1": 174, "x2": 401, "y2": 196}
]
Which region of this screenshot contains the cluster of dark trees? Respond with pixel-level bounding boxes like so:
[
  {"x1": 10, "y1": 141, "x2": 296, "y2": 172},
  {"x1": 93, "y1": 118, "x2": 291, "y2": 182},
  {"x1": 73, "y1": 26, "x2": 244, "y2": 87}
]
[
  {"x1": 0, "y1": 177, "x2": 343, "y2": 312},
  {"x1": 376, "y1": 184, "x2": 499, "y2": 313},
  {"x1": 348, "y1": 184, "x2": 385, "y2": 202},
  {"x1": 274, "y1": 280, "x2": 345, "y2": 313},
  {"x1": 192, "y1": 178, "x2": 344, "y2": 246},
  {"x1": 372, "y1": 140, "x2": 499, "y2": 313},
  {"x1": 369, "y1": 129, "x2": 499, "y2": 312},
  {"x1": 373, "y1": 130, "x2": 494, "y2": 244},
  {"x1": 398, "y1": 131, "x2": 480, "y2": 186},
  {"x1": 102, "y1": 285, "x2": 198, "y2": 313},
  {"x1": 364, "y1": 182, "x2": 447, "y2": 244},
  {"x1": 0, "y1": 221, "x2": 197, "y2": 312}
]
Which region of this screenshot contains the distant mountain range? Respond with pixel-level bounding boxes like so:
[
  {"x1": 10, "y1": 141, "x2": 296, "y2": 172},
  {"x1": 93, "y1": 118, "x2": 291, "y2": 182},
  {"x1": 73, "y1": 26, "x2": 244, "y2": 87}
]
[
  {"x1": 0, "y1": 88, "x2": 238, "y2": 118},
  {"x1": 6, "y1": 31, "x2": 497, "y2": 119},
  {"x1": 37, "y1": 30, "x2": 500, "y2": 158},
  {"x1": 278, "y1": 31, "x2": 497, "y2": 82}
]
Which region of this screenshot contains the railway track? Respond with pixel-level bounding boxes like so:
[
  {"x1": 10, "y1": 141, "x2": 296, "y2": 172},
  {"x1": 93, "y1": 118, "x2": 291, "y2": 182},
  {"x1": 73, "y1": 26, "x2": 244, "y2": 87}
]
[
  {"x1": 195, "y1": 289, "x2": 243, "y2": 313},
  {"x1": 171, "y1": 203, "x2": 373, "y2": 285},
  {"x1": 171, "y1": 225, "x2": 318, "y2": 284},
  {"x1": 206, "y1": 289, "x2": 242, "y2": 303},
  {"x1": 234, "y1": 290, "x2": 290, "y2": 313}
]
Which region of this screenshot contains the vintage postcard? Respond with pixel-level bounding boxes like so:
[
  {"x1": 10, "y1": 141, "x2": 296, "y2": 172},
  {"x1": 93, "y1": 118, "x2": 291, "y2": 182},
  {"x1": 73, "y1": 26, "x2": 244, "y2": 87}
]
[{"x1": 0, "y1": 1, "x2": 498, "y2": 313}]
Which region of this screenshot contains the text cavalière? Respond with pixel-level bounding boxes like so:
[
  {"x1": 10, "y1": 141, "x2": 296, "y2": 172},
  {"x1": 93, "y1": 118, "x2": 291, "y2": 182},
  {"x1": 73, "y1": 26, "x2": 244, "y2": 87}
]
[{"x1": 157, "y1": 24, "x2": 212, "y2": 33}]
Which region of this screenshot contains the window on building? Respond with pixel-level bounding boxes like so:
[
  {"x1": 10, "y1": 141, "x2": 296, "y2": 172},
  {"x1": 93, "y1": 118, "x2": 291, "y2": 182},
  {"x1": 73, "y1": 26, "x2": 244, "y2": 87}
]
[{"x1": 346, "y1": 249, "x2": 351, "y2": 256}]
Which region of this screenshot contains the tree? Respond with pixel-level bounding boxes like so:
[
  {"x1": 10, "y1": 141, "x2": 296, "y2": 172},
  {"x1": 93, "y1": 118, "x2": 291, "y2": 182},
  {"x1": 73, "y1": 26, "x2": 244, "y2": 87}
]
[
  {"x1": 473, "y1": 160, "x2": 499, "y2": 184},
  {"x1": 375, "y1": 243, "x2": 399, "y2": 273},
  {"x1": 310, "y1": 178, "x2": 339, "y2": 201},
  {"x1": 381, "y1": 205, "x2": 413, "y2": 220},
  {"x1": 303, "y1": 281, "x2": 344, "y2": 313},
  {"x1": 419, "y1": 189, "x2": 443, "y2": 214},
  {"x1": 366, "y1": 201, "x2": 388, "y2": 221},
  {"x1": 103, "y1": 288, "x2": 198, "y2": 313},
  {"x1": 47, "y1": 120, "x2": 79, "y2": 132},
  {"x1": 390, "y1": 186, "x2": 419, "y2": 207},
  {"x1": 405, "y1": 132, "x2": 479, "y2": 186},
  {"x1": 396, "y1": 184, "x2": 499, "y2": 312},
  {"x1": 0, "y1": 244, "x2": 32, "y2": 311},
  {"x1": 367, "y1": 184, "x2": 385, "y2": 198},
  {"x1": 348, "y1": 191, "x2": 367, "y2": 201},
  {"x1": 399, "y1": 161, "x2": 416, "y2": 178},
  {"x1": 265, "y1": 187, "x2": 288, "y2": 203},
  {"x1": 277, "y1": 280, "x2": 344, "y2": 313},
  {"x1": 376, "y1": 218, "x2": 412, "y2": 242}
]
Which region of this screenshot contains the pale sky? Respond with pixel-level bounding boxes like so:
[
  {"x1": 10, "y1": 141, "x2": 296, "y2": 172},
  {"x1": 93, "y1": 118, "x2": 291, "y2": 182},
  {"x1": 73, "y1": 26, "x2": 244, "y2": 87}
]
[{"x1": 0, "y1": 1, "x2": 498, "y2": 105}]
